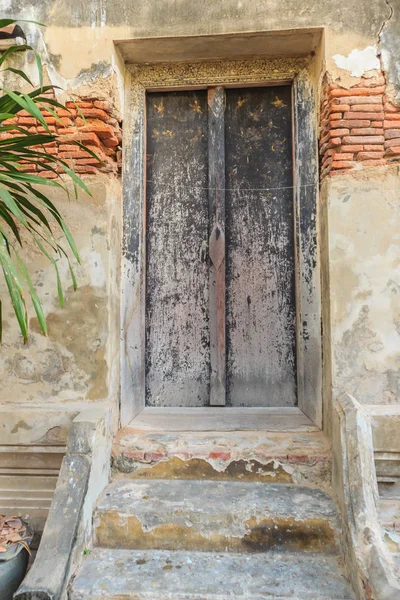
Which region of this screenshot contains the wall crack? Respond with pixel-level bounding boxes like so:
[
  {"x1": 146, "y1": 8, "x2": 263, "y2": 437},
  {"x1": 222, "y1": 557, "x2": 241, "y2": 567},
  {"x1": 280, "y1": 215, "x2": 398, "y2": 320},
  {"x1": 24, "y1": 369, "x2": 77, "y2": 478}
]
[{"x1": 378, "y1": 0, "x2": 394, "y2": 42}]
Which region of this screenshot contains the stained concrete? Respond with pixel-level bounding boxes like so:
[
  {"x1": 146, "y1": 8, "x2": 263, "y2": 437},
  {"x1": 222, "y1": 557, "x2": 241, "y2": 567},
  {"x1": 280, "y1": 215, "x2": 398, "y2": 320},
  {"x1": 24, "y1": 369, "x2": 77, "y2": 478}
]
[
  {"x1": 94, "y1": 480, "x2": 338, "y2": 552},
  {"x1": 71, "y1": 548, "x2": 355, "y2": 599},
  {"x1": 379, "y1": 494, "x2": 400, "y2": 581},
  {"x1": 322, "y1": 166, "x2": 400, "y2": 408},
  {"x1": 112, "y1": 428, "x2": 332, "y2": 487}
]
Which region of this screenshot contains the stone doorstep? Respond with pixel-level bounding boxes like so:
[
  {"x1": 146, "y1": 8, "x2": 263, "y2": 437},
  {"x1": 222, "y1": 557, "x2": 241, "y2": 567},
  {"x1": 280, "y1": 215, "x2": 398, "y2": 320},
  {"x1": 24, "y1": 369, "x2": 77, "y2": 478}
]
[
  {"x1": 94, "y1": 480, "x2": 339, "y2": 553},
  {"x1": 112, "y1": 429, "x2": 331, "y2": 487},
  {"x1": 70, "y1": 548, "x2": 355, "y2": 600}
]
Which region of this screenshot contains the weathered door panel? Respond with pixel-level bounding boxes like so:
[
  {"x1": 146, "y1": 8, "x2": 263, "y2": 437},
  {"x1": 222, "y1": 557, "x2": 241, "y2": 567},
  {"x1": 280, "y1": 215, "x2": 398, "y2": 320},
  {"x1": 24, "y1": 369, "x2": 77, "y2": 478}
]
[
  {"x1": 225, "y1": 86, "x2": 297, "y2": 407},
  {"x1": 145, "y1": 91, "x2": 209, "y2": 406},
  {"x1": 145, "y1": 86, "x2": 296, "y2": 409}
]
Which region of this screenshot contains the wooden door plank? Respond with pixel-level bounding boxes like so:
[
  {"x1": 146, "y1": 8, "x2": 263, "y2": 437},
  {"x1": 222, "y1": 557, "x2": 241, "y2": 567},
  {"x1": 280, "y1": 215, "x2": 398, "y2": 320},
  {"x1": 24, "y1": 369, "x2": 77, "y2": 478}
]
[
  {"x1": 208, "y1": 87, "x2": 226, "y2": 406},
  {"x1": 145, "y1": 91, "x2": 210, "y2": 407},
  {"x1": 225, "y1": 86, "x2": 296, "y2": 407}
]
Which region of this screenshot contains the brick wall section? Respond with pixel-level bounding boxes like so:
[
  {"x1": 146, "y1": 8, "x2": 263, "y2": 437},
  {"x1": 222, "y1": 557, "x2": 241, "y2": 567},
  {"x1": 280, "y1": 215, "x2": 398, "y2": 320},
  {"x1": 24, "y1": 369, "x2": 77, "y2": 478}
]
[
  {"x1": 320, "y1": 73, "x2": 400, "y2": 177},
  {"x1": 1, "y1": 97, "x2": 122, "y2": 178}
]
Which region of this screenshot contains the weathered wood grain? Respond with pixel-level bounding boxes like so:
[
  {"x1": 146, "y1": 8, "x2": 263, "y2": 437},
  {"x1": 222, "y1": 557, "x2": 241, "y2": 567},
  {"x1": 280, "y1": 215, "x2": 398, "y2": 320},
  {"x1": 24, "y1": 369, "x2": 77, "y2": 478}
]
[
  {"x1": 208, "y1": 87, "x2": 226, "y2": 406},
  {"x1": 225, "y1": 86, "x2": 297, "y2": 407},
  {"x1": 145, "y1": 91, "x2": 210, "y2": 406}
]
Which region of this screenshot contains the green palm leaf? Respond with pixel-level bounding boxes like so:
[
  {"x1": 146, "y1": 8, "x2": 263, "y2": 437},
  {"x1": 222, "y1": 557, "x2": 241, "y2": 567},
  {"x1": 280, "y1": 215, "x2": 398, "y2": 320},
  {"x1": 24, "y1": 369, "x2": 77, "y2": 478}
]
[{"x1": 0, "y1": 28, "x2": 100, "y2": 341}]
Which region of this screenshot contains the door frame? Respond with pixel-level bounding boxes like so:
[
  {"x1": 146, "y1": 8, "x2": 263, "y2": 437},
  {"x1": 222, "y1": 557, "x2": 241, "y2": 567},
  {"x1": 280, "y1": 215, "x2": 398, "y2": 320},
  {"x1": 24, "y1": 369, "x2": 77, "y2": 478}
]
[{"x1": 120, "y1": 56, "x2": 322, "y2": 428}]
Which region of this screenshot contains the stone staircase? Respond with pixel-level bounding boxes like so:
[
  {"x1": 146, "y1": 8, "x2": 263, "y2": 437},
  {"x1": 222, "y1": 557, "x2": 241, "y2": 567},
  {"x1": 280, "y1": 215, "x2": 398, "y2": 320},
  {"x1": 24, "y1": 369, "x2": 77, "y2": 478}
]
[
  {"x1": 378, "y1": 476, "x2": 400, "y2": 582},
  {"x1": 70, "y1": 426, "x2": 355, "y2": 599}
]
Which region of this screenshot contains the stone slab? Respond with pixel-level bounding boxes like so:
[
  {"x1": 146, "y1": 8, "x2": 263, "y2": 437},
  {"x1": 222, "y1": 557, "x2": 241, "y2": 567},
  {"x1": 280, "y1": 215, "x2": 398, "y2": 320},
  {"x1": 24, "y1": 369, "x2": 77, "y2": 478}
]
[
  {"x1": 112, "y1": 428, "x2": 331, "y2": 487},
  {"x1": 71, "y1": 548, "x2": 354, "y2": 599},
  {"x1": 128, "y1": 407, "x2": 317, "y2": 431},
  {"x1": 94, "y1": 480, "x2": 338, "y2": 552}
]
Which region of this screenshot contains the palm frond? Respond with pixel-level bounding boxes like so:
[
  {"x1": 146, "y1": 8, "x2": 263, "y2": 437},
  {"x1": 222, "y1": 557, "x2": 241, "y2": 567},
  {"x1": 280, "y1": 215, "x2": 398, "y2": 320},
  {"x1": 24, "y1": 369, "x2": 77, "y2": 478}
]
[{"x1": 0, "y1": 31, "x2": 101, "y2": 341}]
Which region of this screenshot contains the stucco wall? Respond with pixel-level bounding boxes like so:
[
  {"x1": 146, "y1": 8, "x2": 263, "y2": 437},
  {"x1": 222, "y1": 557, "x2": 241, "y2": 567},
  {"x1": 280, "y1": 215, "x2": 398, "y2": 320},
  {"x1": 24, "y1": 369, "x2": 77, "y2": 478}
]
[
  {"x1": 0, "y1": 177, "x2": 121, "y2": 409},
  {"x1": 0, "y1": 0, "x2": 399, "y2": 428}
]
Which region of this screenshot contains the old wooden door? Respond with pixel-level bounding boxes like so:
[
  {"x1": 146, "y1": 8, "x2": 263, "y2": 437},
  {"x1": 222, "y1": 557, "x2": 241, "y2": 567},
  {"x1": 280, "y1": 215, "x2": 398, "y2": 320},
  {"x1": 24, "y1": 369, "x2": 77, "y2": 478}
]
[{"x1": 145, "y1": 85, "x2": 296, "y2": 408}]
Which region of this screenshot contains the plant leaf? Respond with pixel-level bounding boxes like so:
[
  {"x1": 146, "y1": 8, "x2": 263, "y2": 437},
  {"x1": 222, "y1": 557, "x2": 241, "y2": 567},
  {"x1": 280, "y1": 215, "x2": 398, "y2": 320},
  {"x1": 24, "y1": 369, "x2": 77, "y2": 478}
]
[
  {"x1": 0, "y1": 235, "x2": 28, "y2": 341},
  {"x1": 35, "y1": 237, "x2": 64, "y2": 308},
  {"x1": 14, "y1": 250, "x2": 47, "y2": 336}
]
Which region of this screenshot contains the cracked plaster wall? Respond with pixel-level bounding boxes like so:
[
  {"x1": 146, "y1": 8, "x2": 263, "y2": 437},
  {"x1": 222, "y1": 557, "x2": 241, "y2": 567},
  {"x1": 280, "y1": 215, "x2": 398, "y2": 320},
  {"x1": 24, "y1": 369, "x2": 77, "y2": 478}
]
[
  {"x1": 0, "y1": 0, "x2": 399, "y2": 421},
  {"x1": 321, "y1": 166, "x2": 400, "y2": 410},
  {"x1": 0, "y1": 177, "x2": 121, "y2": 412}
]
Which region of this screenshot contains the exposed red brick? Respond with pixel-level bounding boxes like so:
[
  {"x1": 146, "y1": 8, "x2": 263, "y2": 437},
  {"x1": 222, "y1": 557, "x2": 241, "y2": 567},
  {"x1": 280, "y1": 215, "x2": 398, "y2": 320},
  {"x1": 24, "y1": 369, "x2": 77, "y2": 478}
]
[
  {"x1": 57, "y1": 132, "x2": 102, "y2": 147},
  {"x1": 56, "y1": 127, "x2": 78, "y2": 136},
  {"x1": 385, "y1": 129, "x2": 400, "y2": 139},
  {"x1": 342, "y1": 135, "x2": 384, "y2": 145},
  {"x1": 344, "y1": 112, "x2": 384, "y2": 120},
  {"x1": 334, "y1": 120, "x2": 370, "y2": 128},
  {"x1": 329, "y1": 113, "x2": 341, "y2": 121},
  {"x1": 57, "y1": 117, "x2": 73, "y2": 127},
  {"x1": 57, "y1": 108, "x2": 76, "y2": 118},
  {"x1": 385, "y1": 138, "x2": 400, "y2": 148},
  {"x1": 75, "y1": 157, "x2": 105, "y2": 166},
  {"x1": 65, "y1": 101, "x2": 94, "y2": 109},
  {"x1": 38, "y1": 171, "x2": 58, "y2": 179},
  {"x1": 59, "y1": 150, "x2": 103, "y2": 161},
  {"x1": 331, "y1": 160, "x2": 354, "y2": 169},
  {"x1": 18, "y1": 163, "x2": 37, "y2": 172},
  {"x1": 209, "y1": 451, "x2": 231, "y2": 461},
  {"x1": 123, "y1": 450, "x2": 146, "y2": 461},
  {"x1": 78, "y1": 108, "x2": 110, "y2": 121},
  {"x1": 384, "y1": 120, "x2": 400, "y2": 128},
  {"x1": 37, "y1": 147, "x2": 58, "y2": 155},
  {"x1": 337, "y1": 96, "x2": 382, "y2": 105},
  {"x1": 103, "y1": 147, "x2": 117, "y2": 158},
  {"x1": 330, "y1": 87, "x2": 385, "y2": 97},
  {"x1": 59, "y1": 144, "x2": 82, "y2": 152},
  {"x1": 349, "y1": 104, "x2": 384, "y2": 112},
  {"x1": 364, "y1": 144, "x2": 384, "y2": 151},
  {"x1": 18, "y1": 117, "x2": 37, "y2": 126},
  {"x1": 93, "y1": 100, "x2": 111, "y2": 112},
  {"x1": 351, "y1": 128, "x2": 383, "y2": 135},
  {"x1": 333, "y1": 153, "x2": 354, "y2": 161},
  {"x1": 385, "y1": 146, "x2": 400, "y2": 156},
  {"x1": 78, "y1": 124, "x2": 115, "y2": 139},
  {"x1": 37, "y1": 125, "x2": 57, "y2": 133},
  {"x1": 103, "y1": 136, "x2": 119, "y2": 148},
  {"x1": 384, "y1": 102, "x2": 400, "y2": 113},
  {"x1": 341, "y1": 145, "x2": 364, "y2": 153},
  {"x1": 73, "y1": 166, "x2": 99, "y2": 174},
  {"x1": 357, "y1": 151, "x2": 385, "y2": 160},
  {"x1": 330, "y1": 104, "x2": 348, "y2": 112},
  {"x1": 384, "y1": 114, "x2": 400, "y2": 121},
  {"x1": 371, "y1": 121, "x2": 384, "y2": 127},
  {"x1": 143, "y1": 452, "x2": 166, "y2": 462}
]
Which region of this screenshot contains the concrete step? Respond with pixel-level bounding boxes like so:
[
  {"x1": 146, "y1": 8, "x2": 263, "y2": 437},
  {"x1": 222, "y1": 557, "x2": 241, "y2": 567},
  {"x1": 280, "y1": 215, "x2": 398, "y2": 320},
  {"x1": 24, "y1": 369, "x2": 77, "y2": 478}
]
[
  {"x1": 71, "y1": 548, "x2": 355, "y2": 599},
  {"x1": 112, "y1": 429, "x2": 331, "y2": 487},
  {"x1": 94, "y1": 480, "x2": 339, "y2": 552}
]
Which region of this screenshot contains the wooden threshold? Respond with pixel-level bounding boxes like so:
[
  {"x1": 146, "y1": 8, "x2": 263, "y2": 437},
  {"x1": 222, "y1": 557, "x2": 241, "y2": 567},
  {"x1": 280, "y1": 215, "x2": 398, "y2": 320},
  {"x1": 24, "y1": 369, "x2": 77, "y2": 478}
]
[{"x1": 128, "y1": 407, "x2": 317, "y2": 432}]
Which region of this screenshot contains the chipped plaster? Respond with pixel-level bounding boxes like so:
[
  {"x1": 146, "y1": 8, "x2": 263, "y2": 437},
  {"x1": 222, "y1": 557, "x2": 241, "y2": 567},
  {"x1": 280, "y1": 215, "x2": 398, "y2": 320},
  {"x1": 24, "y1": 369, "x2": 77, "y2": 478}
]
[{"x1": 332, "y1": 46, "x2": 381, "y2": 78}]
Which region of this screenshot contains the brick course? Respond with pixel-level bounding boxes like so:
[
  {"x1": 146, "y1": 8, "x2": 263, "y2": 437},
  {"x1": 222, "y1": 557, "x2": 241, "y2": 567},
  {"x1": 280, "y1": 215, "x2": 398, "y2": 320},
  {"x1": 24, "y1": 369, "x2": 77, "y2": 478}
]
[
  {"x1": 1, "y1": 95, "x2": 122, "y2": 177},
  {"x1": 320, "y1": 72, "x2": 400, "y2": 177}
]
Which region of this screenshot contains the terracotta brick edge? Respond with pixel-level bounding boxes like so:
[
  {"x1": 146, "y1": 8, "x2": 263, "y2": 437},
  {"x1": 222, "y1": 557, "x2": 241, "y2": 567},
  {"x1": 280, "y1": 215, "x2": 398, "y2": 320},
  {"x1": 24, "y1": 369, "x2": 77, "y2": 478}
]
[{"x1": 320, "y1": 72, "x2": 400, "y2": 178}]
